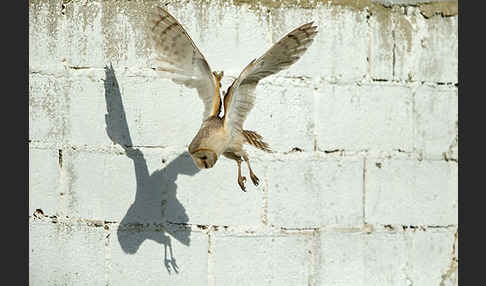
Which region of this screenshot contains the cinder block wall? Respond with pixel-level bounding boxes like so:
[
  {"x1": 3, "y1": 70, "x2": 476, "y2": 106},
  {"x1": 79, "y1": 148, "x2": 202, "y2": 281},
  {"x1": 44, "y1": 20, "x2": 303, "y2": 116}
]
[{"x1": 29, "y1": 0, "x2": 458, "y2": 285}]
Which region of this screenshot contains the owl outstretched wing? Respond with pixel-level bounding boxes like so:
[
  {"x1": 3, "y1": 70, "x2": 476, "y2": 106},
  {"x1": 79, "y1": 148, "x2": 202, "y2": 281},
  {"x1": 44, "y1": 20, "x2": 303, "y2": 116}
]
[
  {"x1": 222, "y1": 22, "x2": 318, "y2": 133},
  {"x1": 150, "y1": 7, "x2": 221, "y2": 121}
]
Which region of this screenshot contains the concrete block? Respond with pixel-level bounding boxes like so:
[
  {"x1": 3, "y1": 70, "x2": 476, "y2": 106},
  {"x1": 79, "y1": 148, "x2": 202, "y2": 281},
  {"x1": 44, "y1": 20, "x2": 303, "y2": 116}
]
[
  {"x1": 60, "y1": 148, "x2": 138, "y2": 221},
  {"x1": 363, "y1": 230, "x2": 455, "y2": 285},
  {"x1": 243, "y1": 80, "x2": 315, "y2": 153},
  {"x1": 29, "y1": 0, "x2": 66, "y2": 73},
  {"x1": 110, "y1": 227, "x2": 208, "y2": 285},
  {"x1": 369, "y1": 6, "x2": 394, "y2": 80},
  {"x1": 454, "y1": 232, "x2": 458, "y2": 260},
  {"x1": 319, "y1": 229, "x2": 455, "y2": 285},
  {"x1": 265, "y1": 154, "x2": 363, "y2": 228},
  {"x1": 280, "y1": 5, "x2": 368, "y2": 81},
  {"x1": 171, "y1": 151, "x2": 265, "y2": 226},
  {"x1": 450, "y1": 136, "x2": 458, "y2": 161},
  {"x1": 393, "y1": 7, "x2": 458, "y2": 83},
  {"x1": 443, "y1": 231, "x2": 459, "y2": 286},
  {"x1": 29, "y1": 148, "x2": 61, "y2": 216},
  {"x1": 116, "y1": 75, "x2": 204, "y2": 147},
  {"x1": 67, "y1": 71, "x2": 114, "y2": 147},
  {"x1": 213, "y1": 235, "x2": 310, "y2": 286},
  {"x1": 365, "y1": 159, "x2": 458, "y2": 225},
  {"x1": 29, "y1": 220, "x2": 106, "y2": 286},
  {"x1": 168, "y1": 3, "x2": 271, "y2": 77},
  {"x1": 29, "y1": 74, "x2": 69, "y2": 143},
  {"x1": 318, "y1": 231, "x2": 365, "y2": 285},
  {"x1": 114, "y1": 149, "x2": 201, "y2": 227},
  {"x1": 414, "y1": 85, "x2": 458, "y2": 159},
  {"x1": 68, "y1": 69, "x2": 203, "y2": 147},
  {"x1": 317, "y1": 84, "x2": 414, "y2": 152}
]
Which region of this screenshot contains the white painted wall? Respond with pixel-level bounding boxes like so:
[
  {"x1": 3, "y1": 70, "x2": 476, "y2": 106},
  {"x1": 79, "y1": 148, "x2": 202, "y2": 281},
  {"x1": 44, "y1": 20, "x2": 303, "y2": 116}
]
[{"x1": 29, "y1": 0, "x2": 458, "y2": 285}]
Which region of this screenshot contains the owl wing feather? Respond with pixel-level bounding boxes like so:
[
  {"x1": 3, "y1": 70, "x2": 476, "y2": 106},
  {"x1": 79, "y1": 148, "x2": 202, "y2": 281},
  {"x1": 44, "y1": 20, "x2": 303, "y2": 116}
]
[
  {"x1": 150, "y1": 7, "x2": 221, "y2": 121},
  {"x1": 222, "y1": 22, "x2": 318, "y2": 133}
]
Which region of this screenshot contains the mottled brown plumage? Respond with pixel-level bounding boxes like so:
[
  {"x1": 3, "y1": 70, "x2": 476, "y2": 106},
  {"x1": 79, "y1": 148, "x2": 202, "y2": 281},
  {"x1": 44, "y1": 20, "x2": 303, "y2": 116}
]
[{"x1": 150, "y1": 7, "x2": 318, "y2": 191}]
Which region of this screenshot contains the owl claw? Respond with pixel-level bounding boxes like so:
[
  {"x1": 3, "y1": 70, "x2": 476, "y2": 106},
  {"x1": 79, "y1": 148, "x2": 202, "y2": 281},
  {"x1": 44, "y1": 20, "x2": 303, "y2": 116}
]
[
  {"x1": 250, "y1": 173, "x2": 259, "y2": 186},
  {"x1": 238, "y1": 176, "x2": 247, "y2": 192}
]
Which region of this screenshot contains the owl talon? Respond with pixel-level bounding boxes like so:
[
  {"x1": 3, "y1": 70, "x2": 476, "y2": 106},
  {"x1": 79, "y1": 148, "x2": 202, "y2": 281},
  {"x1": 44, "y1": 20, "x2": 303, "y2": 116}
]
[
  {"x1": 250, "y1": 173, "x2": 259, "y2": 186},
  {"x1": 238, "y1": 176, "x2": 247, "y2": 192}
]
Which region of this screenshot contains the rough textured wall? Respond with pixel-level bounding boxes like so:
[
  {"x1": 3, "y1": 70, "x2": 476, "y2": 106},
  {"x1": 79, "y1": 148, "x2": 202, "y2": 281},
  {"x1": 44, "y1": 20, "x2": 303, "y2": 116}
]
[{"x1": 29, "y1": 0, "x2": 458, "y2": 285}]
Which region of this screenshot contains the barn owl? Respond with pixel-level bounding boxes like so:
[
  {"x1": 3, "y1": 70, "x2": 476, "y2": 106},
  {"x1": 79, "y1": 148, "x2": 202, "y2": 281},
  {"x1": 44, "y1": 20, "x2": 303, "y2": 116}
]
[{"x1": 149, "y1": 7, "x2": 317, "y2": 191}]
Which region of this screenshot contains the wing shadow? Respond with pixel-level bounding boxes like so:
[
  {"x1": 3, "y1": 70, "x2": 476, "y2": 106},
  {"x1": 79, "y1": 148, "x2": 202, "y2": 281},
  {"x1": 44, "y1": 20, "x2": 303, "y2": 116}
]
[{"x1": 103, "y1": 64, "x2": 199, "y2": 274}]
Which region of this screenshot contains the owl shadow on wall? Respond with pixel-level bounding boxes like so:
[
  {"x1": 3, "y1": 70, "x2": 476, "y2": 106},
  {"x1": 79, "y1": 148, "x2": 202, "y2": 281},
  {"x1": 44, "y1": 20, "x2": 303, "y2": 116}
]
[{"x1": 103, "y1": 64, "x2": 199, "y2": 274}]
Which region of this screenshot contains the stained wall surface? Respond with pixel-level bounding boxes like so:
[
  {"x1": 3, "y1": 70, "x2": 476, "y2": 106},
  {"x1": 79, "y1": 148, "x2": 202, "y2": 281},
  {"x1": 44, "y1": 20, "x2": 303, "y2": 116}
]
[{"x1": 29, "y1": 0, "x2": 458, "y2": 285}]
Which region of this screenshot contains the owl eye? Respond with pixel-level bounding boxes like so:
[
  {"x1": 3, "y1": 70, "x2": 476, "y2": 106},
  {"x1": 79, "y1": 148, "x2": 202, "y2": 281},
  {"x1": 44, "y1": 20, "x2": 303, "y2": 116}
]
[{"x1": 201, "y1": 155, "x2": 207, "y2": 160}]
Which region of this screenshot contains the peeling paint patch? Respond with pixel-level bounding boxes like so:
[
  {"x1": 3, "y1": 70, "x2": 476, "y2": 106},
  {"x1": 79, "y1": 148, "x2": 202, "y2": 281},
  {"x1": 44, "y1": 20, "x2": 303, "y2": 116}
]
[
  {"x1": 324, "y1": 149, "x2": 344, "y2": 154},
  {"x1": 58, "y1": 149, "x2": 63, "y2": 168},
  {"x1": 419, "y1": 2, "x2": 457, "y2": 19},
  {"x1": 233, "y1": 0, "x2": 386, "y2": 11},
  {"x1": 439, "y1": 230, "x2": 458, "y2": 286},
  {"x1": 33, "y1": 209, "x2": 45, "y2": 219},
  {"x1": 284, "y1": 147, "x2": 304, "y2": 154}
]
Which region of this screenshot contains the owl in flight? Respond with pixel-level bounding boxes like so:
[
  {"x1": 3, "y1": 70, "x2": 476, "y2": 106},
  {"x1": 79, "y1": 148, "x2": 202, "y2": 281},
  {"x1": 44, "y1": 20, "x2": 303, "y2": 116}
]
[{"x1": 150, "y1": 7, "x2": 317, "y2": 191}]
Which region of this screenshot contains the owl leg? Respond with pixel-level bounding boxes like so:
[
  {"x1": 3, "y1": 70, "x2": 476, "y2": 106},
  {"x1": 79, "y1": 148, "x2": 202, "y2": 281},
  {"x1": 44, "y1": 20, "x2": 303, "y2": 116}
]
[
  {"x1": 236, "y1": 159, "x2": 247, "y2": 192},
  {"x1": 243, "y1": 154, "x2": 259, "y2": 186},
  {"x1": 223, "y1": 152, "x2": 247, "y2": 191}
]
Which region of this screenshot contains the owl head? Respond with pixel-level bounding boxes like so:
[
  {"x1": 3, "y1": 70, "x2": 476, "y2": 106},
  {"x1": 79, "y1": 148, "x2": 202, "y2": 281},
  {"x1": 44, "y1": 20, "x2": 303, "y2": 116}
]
[
  {"x1": 189, "y1": 148, "x2": 218, "y2": 169},
  {"x1": 188, "y1": 118, "x2": 226, "y2": 169}
]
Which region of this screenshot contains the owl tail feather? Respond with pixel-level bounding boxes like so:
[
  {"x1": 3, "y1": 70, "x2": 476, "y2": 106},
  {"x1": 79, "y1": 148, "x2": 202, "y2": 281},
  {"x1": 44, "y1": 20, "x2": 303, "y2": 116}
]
[{"x1": 243, "y1": 130, "x2": 272, "y2": 153}]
